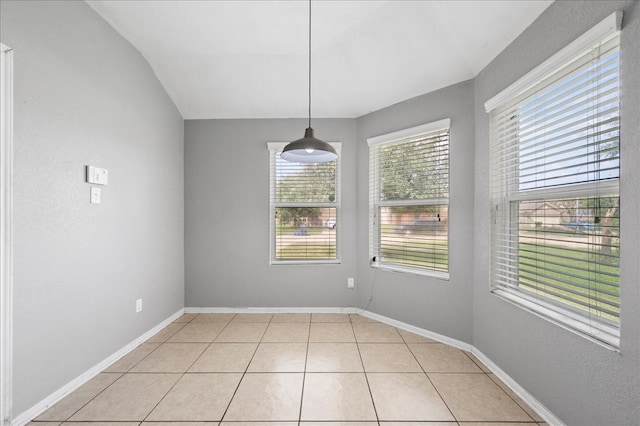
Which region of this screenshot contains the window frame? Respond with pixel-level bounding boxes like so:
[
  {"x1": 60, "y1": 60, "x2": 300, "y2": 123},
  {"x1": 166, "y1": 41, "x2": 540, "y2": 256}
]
[
  {"x1": 268, "y1": 142, "x2": 342, "y2": 265},
  {"x1": 368, "y1": 119, "x2": 451, "y2": 279},
  {"x1": 485, "y1": 11, "x2": 622, "y2": 349}
]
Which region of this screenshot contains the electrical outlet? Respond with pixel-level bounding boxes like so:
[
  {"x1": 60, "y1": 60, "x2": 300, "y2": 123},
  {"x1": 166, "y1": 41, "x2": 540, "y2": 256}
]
[
  {"x1": 347, "y1": 277, "x2": 355, "y2": 289},
  {"x1": 136, "y1": 298, "x2": 143, "y2": 313}
]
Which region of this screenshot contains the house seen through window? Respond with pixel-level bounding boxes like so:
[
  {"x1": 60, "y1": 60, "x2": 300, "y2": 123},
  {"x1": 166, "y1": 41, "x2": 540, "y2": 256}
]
[{"x1": 488, "y1": 26, "x2": 621, "y2": 347}]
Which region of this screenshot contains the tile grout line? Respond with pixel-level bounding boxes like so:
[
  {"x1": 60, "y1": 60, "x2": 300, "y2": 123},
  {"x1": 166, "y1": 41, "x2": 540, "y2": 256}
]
[
  {"x1": 181, "y1": 313, "x2": 238, "y2": 371},
  {"x1": 403, "y1": 328, "x2": 458, "y2": 423},
  {"x1": 297, "y1": 319, "x2": 311, "y2": 423},
  {"x1": 33, "y1": 313, "x2": 543, "y2": 424},
  {"x1": 54, "y1": 315, "x2": 198, "y2": 423},
  {"x1": 140, "y1": 312, "x2": 240, "y2": 423},
  {"x1": 484, "y1": 368, "x2": 538, "y2": 423},
  {"x1": 147, "y1": 319, "x2": 188, "y2": 344},
  {"x1": 352, "y1": 319, "x2": 380, "y2": 425},
  {"x1": 218, "y1": 314, "x2": 271, "y2": 422},
  {"x1": 459, "y1": 348, "x2": 536, "y2": 421},
  {"x1": 137, "y1": 313, "x2": 209, "y2": 423},
  {"x1": 52, "y1": 371, "x2": 124, "y2": 423}
]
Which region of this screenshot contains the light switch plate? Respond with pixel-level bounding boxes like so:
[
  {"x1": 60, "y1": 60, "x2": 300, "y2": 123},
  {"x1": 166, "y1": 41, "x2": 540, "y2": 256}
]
[
  {"x1": 90, "y1": 187, "x2": 101, "y2": 204},
  {"x1": 87, "y1": 165, "x2": 108, "y2": 185}
]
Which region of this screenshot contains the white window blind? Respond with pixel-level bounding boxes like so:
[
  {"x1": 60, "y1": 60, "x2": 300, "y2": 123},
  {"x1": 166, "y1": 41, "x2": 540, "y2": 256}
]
[
  {"x1": 488, "y1": 15, "x2": 621, "y2": 348},
  {"x1": 268, "y1": 142, "x2": 341, "y2": 264},
  {"x1": 368, "y1": 119, "x2": 450, "y2": 278}
]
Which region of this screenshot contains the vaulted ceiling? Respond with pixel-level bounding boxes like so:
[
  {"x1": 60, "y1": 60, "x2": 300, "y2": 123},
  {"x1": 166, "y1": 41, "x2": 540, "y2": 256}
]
[{"x1": 87, "y1": 0, "x2": 553, "y2": 119}]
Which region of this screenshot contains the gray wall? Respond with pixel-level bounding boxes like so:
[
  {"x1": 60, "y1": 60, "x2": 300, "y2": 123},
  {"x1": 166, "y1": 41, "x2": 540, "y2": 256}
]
[
  {"x1": 185, "y1": 119, "x2": 357, "y2": 308},
  {"x1": 354, "y1": 81, "x2": 476, "y2": 343},
  {"x1": 0, "y1": 1, "x2": 185, "y2": 415},
  {"x1": 473, "y1": 1, "x2": 640, "y2": 425},
  {"x1": 4, "y1": 0, "x2": 639, "y2": 423}
]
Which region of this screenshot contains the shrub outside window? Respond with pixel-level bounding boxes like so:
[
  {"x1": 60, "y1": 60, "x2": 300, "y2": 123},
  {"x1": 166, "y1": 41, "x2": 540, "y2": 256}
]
[
  {"x1": 368, "y1": 119, "x2": 450, "y2": 278},
  {"x1": 486, "y1": 14, "x2": 621, "y2": 348},
  {"x1": 268, "y1": 142, "x2": 341, "y2": 264}
]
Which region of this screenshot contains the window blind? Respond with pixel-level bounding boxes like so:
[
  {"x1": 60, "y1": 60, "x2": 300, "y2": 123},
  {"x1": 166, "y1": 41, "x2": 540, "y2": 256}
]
[
  {"x1": 268, "y1": 143, "x2": 340, "y2": 263},
  {"x1": 368, "y1": 120, "x2": 450, "y2": 277},
  {"x1": 489, "y1": 27, "x2": 621, "y2": 347}
]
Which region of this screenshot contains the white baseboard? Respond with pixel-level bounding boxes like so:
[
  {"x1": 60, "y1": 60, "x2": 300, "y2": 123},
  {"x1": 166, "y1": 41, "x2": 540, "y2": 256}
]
[
  {"x1": 184, "y1": 306, "x2": 359, "y2": 314},
  {"x1": 357, "y1": 309, "x2": 562, "y2": 426},
  {"x1": 358, "y1": 309, "x2": 473, "y2": 352},
  {"x1": 471, "y1": 347, "x2": 566, "y2": 426},
  {"x1": 12, "y1": 309, "x2": 184, "y2": 426},
  {"x1": 13, "y1": 306, "x2": 561, "y2": 426}
]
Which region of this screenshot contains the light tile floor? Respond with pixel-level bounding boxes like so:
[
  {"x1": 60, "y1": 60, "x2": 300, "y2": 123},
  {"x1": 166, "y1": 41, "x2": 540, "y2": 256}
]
[{"x1": 30, "y1": 313, "x2": 548, "y2": 425}]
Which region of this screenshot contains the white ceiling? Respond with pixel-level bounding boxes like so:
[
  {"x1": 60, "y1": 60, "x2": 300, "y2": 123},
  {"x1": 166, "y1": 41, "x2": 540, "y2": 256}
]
[{"x1": 86, "y1": 0, "x2": 553, "y2": 119}]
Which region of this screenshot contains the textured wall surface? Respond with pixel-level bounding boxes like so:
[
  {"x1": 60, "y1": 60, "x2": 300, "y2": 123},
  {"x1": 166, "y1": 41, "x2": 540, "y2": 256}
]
[
  {"x1": 2, "y1": 0, "x2": 639, "y2": 424},
  {"x1": 184, "y1": 118, "x2": 357, "y2": 308},
  {"x1": 354, "y1": 80, "x2": 476, "y2": 344},
  {"x1": 0, "y1": 0, "x2": 185, "y2": 415},
  {"x1": 473, "y1": 1, "x2": 640, "y2": 425}
]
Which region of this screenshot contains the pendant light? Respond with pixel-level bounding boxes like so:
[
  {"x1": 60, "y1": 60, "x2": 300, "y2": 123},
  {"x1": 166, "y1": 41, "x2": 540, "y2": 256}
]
[{"x1": 281, "y1": 0, "x2": 337, "y2": 163}]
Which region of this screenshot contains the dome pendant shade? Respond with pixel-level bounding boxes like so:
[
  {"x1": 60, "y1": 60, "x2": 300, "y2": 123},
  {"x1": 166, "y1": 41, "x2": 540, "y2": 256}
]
[{"x1": 281, "y1": 127, "x2": 337, "y2": 163}]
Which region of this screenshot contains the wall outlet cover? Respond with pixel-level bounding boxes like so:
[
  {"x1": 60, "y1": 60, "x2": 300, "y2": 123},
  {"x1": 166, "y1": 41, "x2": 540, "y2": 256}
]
[{"x1": 90, "y1": 187, "x2": 101, "y2": 204}]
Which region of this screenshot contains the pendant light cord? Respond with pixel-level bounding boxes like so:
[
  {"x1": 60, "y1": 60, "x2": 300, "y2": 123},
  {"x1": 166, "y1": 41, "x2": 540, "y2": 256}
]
[{"x1": 308, "y1": 0, "x2": 312, "y2": 129}]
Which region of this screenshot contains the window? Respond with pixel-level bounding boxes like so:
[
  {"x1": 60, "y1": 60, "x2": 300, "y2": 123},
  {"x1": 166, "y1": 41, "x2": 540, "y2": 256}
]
[
  {"x1": 486, "y1": 12, "x2": 621, "y2": 347},
  {"x1": 268, "y1": 142, "x2": 341, "y2": 264},
  {"x1": 368, "y1": 119, "x2": 450, "y2": 278}
]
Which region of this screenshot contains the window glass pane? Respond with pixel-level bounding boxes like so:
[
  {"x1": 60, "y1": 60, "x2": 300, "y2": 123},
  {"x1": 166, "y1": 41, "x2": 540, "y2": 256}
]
[
  {"x1": 275, "y1": 207, "x2": 337, "y2": 260},
  {"x1": 516, "y1": 196, "x2": 620, "y2": 323},
  {"x1": 490, "y1": 29, "x2": 621, "y2": 345},
  {"x1": 378, "y1": 205, "x2": 448, "y2": 272},
  {"x1": 275, "y1": 156, "x2": 336, "y2": 203},
  {"x1": 369, "y1": 125, "x2": 450, "y2": 276},
  {"x1": 380, "y1": 133, "x2": 449, "y2": 201},
  {"x1": 515, "y1": 41, "x2": 620, "y2": 191}
]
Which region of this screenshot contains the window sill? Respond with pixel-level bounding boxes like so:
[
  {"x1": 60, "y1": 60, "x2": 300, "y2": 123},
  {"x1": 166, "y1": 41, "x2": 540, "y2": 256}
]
[
  {"x1": 491, "y1": 288, "x2": 620, "y2": 351},
  {"x1": 371, "y1": 262, "x2": 449, "y2": 281}
]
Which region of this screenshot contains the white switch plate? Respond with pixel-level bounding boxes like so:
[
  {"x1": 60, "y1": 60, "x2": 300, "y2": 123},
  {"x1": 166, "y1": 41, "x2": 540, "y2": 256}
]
[
  {"x1": 90, "y1": 187, "x2": 101, "y2": 204},
  {"x1": 87, "y1": 165, "x2": 108, "y2": 185},
  {"x1": 136, "y1": 299, "x2": 143, "y2": 313},
  {"x1": 347, "y1": 277, "x2": 355, "y2": 289}
]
